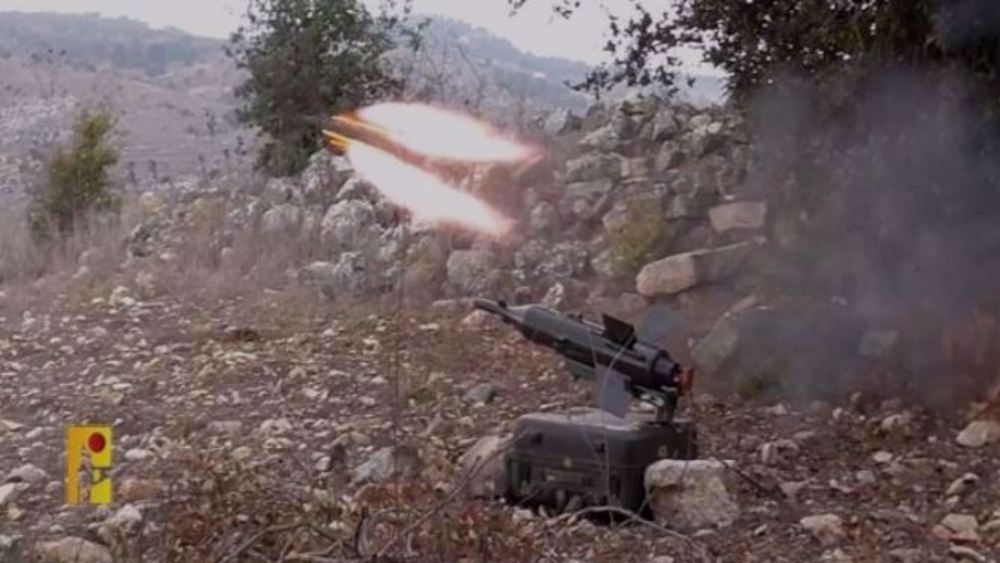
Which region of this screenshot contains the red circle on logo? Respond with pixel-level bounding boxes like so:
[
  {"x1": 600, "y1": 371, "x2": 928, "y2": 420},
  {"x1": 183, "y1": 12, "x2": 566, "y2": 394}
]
[{"x1": 87, "y1": 432, "x2": 106, "y2": 453}]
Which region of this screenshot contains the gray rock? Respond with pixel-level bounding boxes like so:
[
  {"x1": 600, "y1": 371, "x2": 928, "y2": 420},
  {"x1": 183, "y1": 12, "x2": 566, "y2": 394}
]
[
  {"x1": 36, "y1": 537, "x2": 111, "y2": 563},
  {"x1": 352, "y1": 445, "x2": 421, "y2": 485},
  {"x1": 320, "y1": 199, "x2": 376, "y2": 250},
  {"x1": 565, "y1": 152, "x2": 622, "y2": 183},
  {"x1": 649, "y1": 107, "x2": 680, "y2": 142},
  {"x1": 336, "y1": 177, "x2": 375, "y2": 202},
  {"x1": 514, "y1": 240, "x2": 589, "y2": 286},
  {"x1": 458, "y1": 435, "x2": 509, "y2": 498},
  {"x1": 654, "y1": 142, "x2": 684, "y2": 173},
  {"x1": 206, "y1": 421, "x2": 243, "y2": 435},
  {"x1": 528, "y1": 201, "x2": 560, "y2": 234},
  {"x1": 446, "y1": 250, "x2": 497, "y2": 295},
  {"x1": 299, "y1": 254, "x2": 369, "y2": 297},
  {"x1": 800, "y1": 514, "x2": 845, "y2": 545},
  {"x1": 690, "y1": 315, "x2": 740, "y2": 375},
  {"x1": 579, "y1": 124, "x2": 620, "y2": 151},
  {"x1": 543, "y1": 108, "x2": 581, "y2": 136},
  {"x1": 708, "y1": 201, "x2": 767, "y2": 233},
  {"x1": 262, "y1": 177, "x2": 299, "y2": 205},
  {"x1": 463, "y1": 383, "x2": 496, "y2": 404},
  {"x1": 260, "y1": 203, "x2": 302, "y2": 234},
  {"x1": 956, "y1": 420, "x2": 1000, "y2": 448},
  {"x1": 645, "y1": 459, "x2": 738, "y2": 531},
  {"x1": 302, "y1": 151, "x2": 353, "y2": 204},
  {"x1": 636, "y1": 242, "x2": 754, "y2": 297},
  {"x1": 760, "y1": 439, "x2": 799, "y2": 466},
  {"x1": 99, "y1": 504, "x2": 142, "y2": 542},
  {"x1": 0, "y1": 483, "x2": 25, "y2": 506},
  {"x1": 6, "y1": 463, "x2": 47, "y2": 484},
  {"x1": 565, "y1": 179, "x2": 616, "y2": 201}
]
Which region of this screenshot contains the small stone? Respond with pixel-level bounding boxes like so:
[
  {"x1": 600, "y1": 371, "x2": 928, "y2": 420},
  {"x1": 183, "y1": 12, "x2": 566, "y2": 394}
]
[
  {"x1": 946, "y1": 473, "x2": 979, "y2": 497},
  {"x1": 117, "y1": 478, "x2": 165, "y2": 502},
  {"x1": 463, "y1": 383, "x2": 497, "y2": 404},
  {"x1": 36, "y1": 537, "x2": 111, "y2": 563},
  {"x1": 0, "y1": 483, "x2": 25, "y2": 506},
  {"x1": 760, "y1": 439, "x2": 799, "y2": 466},
  {"x1": 6, "y1": 463, "x2": 47, "y2": 484},
  {"x1": 231, "y1": 446, "x2": 253, "y2": 461},
  {"x1": 855, "y1": 470, "x2": 876, "y2": 485},
  {"x1": 99, "y1": 504, "x2": 142, "y2": 541},
  {"x1": 956, "y1": 420, "x2": 1000, "y2": 448},
  {"x1": 352, "y1": 445, "x2": 421, "y2": 485},
  {"x1": 949, "y1": 545, "x2": 986, "y2": 562},
  {"x1": 650, "y1": 557, "x2": 675, "y2": 563},
  {"x1": 872, "y1": 451, "x2": 893, "y2": 464},
  {"x1": 800, "y1": 514, "x2": 845, "y2": 546},
  {"x1": 880, "y1": 412, "x2": 913, "y2": 434},
  {"x1": 124, "y1": 448, "x2": 151, "y2": 462},
  {"x1": 939, "y1": 513, "x2": 979, "y2": 542},
  {"x1": 206, "y1": 420, "x2": 243, "y2": 435},
  {"x1": 780, "y1": 480, "x2": 808, "y2": 501}
]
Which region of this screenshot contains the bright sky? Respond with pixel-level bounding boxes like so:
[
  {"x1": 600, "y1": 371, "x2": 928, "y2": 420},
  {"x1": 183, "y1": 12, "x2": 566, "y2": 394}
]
[{"x1": 0, "y1": 0, "x2": 704, "y2": 69}]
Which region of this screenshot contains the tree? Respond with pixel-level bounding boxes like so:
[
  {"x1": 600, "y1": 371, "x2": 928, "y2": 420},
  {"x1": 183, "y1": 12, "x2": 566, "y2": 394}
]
[
  {"x1": 29, "y1": 110, "x2": 121, "y2": 242},
  {"x1": 228, "y1": 0, "x2": 411, "y2": 176},
  {"x1": 511, "y1": 1, "x2": 1000, "y2": 104}
]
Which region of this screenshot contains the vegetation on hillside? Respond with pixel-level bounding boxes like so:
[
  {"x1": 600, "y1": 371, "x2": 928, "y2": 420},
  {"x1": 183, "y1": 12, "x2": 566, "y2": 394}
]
[
  {"x1": 28, "y1": 110, "x2": 120, "y2": 242},
  {"x1": 227, "y1": 0, "x2": 413, "y2": 177}
]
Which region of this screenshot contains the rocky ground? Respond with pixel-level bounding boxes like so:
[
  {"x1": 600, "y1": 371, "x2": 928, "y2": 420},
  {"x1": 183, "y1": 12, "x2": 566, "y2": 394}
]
[{"x1": 1, "y1": 277, "x2": 999, "y2": 562}]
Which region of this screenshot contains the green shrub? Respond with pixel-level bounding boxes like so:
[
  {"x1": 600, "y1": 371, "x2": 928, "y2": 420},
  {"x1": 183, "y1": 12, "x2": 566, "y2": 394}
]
[
  {"x1": 29, "y1": 110, "x2": 121, "y2": 242},
  {"x1": 608, "y1": 200, "x2": 669, "y2": 277}
]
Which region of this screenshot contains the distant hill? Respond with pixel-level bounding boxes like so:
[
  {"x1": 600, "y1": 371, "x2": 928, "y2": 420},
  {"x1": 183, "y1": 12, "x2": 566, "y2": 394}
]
[{"x1": 0, "y1": 11, "x2": 222, "y2": 76}]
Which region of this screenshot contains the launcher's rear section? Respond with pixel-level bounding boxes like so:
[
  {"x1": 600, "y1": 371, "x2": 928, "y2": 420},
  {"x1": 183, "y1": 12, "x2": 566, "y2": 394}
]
[{"x1": 504, "y1": 408, "x2": 698, "y2": 516}]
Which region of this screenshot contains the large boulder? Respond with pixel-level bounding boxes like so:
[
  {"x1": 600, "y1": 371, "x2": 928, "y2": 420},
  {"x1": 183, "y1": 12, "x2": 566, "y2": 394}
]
[
  {"x1": 565, "y1": 152, "x2": 622, "y2": 183},
  {"x1": 260, "y1": 203, "x2": 302, "y2": 235},
  {"x1": 301, "y1": 151, "x2": 353, "y2": 205},
  {"x1": 708, "y1": 201, "x2": 767, "y2": 233},
  {"x1": 514, "y1": 240, "x2": 589, "y2": 286},
  {"x1": 645, "y1": 459, "x2": 738, "y2": 531},
  {"x1": 36, "y1": 537, "x2": 111, "y2": 563},
  {"x1": 446, "y1": 250, "x2": 497, "y2": 295},
  {"x1": 636, "y1": 242, "x2": 754, "y2": 297},
  {"x1": 299, "y1": 254, "x2": 368, "y2": 297},
  {"x1": 457, "y1": 435, "x2": 509, "y2": 498},
  {"x1": 543, "y1": 108, "x2": 582, "y2": 136},
  {"x1": 320, "y1": 199, "x2": 376, "y2": 251}
]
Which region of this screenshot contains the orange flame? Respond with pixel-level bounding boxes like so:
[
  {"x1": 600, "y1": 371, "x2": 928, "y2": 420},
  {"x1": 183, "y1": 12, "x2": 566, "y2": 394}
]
[
  {"x1": 356, "y1": 102, "x2": 533, "y2": 162},
  {"x1": 327, "y1": 103, "x2": 532, "y2": 236},
  {"x1": 346, "y1": 142, "x2": 512, "y2": 236}
]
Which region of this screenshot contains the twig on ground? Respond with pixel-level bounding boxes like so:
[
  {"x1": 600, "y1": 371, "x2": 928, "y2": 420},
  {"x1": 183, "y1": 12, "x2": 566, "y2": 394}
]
[
  {"x1": 555, "y1": 505, "x2": 712, "y2": 563},
  {"x1": 710, "y1": 456, "x2": 780, "y2": 499},
  {"x1": 373, "y1": 435, "x2": 516, "y2": 559},
  {"x1": 214, "y1": 522, "x2": 303, "y2": 563}
]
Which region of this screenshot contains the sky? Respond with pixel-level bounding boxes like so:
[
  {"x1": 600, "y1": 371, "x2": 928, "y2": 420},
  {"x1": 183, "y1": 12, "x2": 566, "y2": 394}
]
[{"x1": 0, "y1": 0, "x2": 707, "y2": 69}]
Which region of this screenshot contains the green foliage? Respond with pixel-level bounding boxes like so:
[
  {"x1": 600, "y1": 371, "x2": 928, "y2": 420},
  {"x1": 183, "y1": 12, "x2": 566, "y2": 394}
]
[
  {"x1": 29, "y1": 110, "x2": 121, "y2": 242},
  {"x1": 607, "y1": 200, "x2": 669, "y2": 277},
  {"x1": 512, "y1": 1, "x2": 1000, "y2": 104},
  {"x1": 227, "y1": 0, "x2": 412, "y2": 176}
]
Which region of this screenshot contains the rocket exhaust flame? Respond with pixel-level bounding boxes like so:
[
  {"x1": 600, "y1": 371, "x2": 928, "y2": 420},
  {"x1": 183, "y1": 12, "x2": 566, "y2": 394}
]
[{"x1": 324, "y1": 102, "x2": 532, "y2": 235}]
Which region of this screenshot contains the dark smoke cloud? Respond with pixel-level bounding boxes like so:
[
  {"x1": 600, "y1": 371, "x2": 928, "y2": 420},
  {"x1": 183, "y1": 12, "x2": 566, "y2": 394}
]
[{"x1": 724, "y1": 55, "x2": 1000, "y2": 405}]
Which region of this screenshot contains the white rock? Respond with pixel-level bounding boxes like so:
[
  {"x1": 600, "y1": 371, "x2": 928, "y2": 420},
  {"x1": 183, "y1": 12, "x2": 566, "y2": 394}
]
[
  {"x1": 124, "y1": 449, "x2": 151, "y2": 462},
  {"x1": 0, "y1": 483, "x2": 26, "y2": 506},
  {"x1": 939, "y1": 513, "x2": 979, "y2": 542},
  {"x1": 760, "y1": 439, "x2": 799, "y2": 466},
  {"x1": 36, "y1": 537, "x2": 111, "y2": 563},
  {"x1": 645, "y1": 459, "x2": 738, "y2": 531},
  {"x1": 708, "y1": 201, "x2": 767, "y2": 233},
  {"x1": 636, "y1": 242, "x2": 753, "y2": 297},
  {"x1": 457, "y1": 435, "x2": 508, "y2": 499},
  {"x1": 800, "y1": 514, "x2": 845, "y2": 545},
  {"x1": 6, "y1": 463, "x2": 47, "y2": 484},
  {"x1": 956, "y1": 420, "x2": 1000, "y2": 448},
  {"x1": 946, "y1": 473, "x2": 979, "y2": 497}
]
